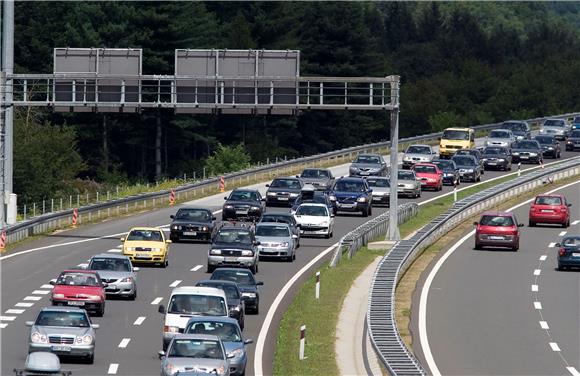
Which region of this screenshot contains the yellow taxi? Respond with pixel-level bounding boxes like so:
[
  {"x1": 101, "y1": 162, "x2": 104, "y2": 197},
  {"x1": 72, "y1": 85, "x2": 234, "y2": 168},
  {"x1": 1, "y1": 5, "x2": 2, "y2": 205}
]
[{"x1": 121, "y1": 227, "x2": 171, "y2": 267}]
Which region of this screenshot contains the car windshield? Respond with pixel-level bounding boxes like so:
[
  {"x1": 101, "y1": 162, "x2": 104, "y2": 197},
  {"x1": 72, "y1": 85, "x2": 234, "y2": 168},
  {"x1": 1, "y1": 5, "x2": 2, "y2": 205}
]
[
  {"x1": 56, "y1": 272, "x2": 100, "y2": 287},
  {"x1": 168, "y1": 339, "x2": 224, "y2": 359},
  {"x1": 455, "y1": 150, "x2": 477, "y2": 157},
  {"x1": 534, "y1": 196, "x2": 562, "y2": 205},
  {"x1": 36, "y1": 311, "x2": 90, "y2": 327},
  {"x1": 256, "y1": 225, "x2": 290, "y2": 237},
  {"x1": 452, "y1": 156, "x2": 476, "y2": 166},
  {"x1": 367, "y1": 178, "x2": 390, "y2": 188},
  {"x1": 514, "y1": 141, "x2": 540, "y2": 149},
  {"x1": 175, "y1": 209, "x2": 211, "y2": 222},
  {"x1": 483, "y1": 148, "x2": 505, "y2": 155},
  {"x1": 168, "y1": 294, "x2": 227, "y2": 316},
  {"x1": 398, "y1": 171, "x2": 415, "y2": 180},
  {"x1": 334, "y1": 180, "x2": 366, "y2": 192},
  {"x1": 270, "y1": 179, "x2": 301, "y2": 189},
  {"x1": 414, "y1": 165, "x2": 437, "y2": 174},
  {"x1": 126, "y1": 230, "x2": 162, "y2": 242},
  {"x1": 406, "y1": 146, "x2": 431, "y2": 154},
  {"x1": 544, "y1": 119, "x2": 565, "y2": 127},
  {"x1": 229, "y1": 190, "x2": 258, "y2": 201},
  {"x1": 480, "y1": 215, "x2": 515, "y2": 226},
  {"x1": 296, "y1": 205, "x2": 328, "y2": 217},
  {"x1": 186, "y1": 321, "x2": 242, "y2": 343},
  {"x1": 354, "y1": 155, "x2": 381, "y2": 164},
  {"x1": 433, "y1": 161, "x2": 455, "y2": 169},
  {"x1": 214, "y1": 230, "x2": 252, "y2": 244},
  {"x1": 503, "y1": 122, "x2": 528, "y2": 131},
  {"x1": 211, "y1": 270, "x2": 255, "y2": 285},
  {"x1": 295, "y1": 194, "x2": 326, "y2": 206},
  {"x1": 442, "y1": 130, "x2": 469, "y2": 140},
  {"x1": 260, "y1": 215, "x2": 293, "y2": 225},
  {"x1": 489, "y1": 130, "x2": 510, "y2": 138},
  {"x1": 89, "y1": 258, "x2": 131, "y2": 272},
  {"x1": 301, "y1": 169, "x2": 329, "y2": 178},
  {"x1": 535, "y1": 136, "x2": 554, "y2": 145},
  {"x1": 197, "y1": 283, "x2": 239, "y2": 300},
  {"x1": 570, "y1": 130, "x2": 580, "y2": 138},
  {"x1": 562, "y1": 237, "x2": 580, "y2": 247}
]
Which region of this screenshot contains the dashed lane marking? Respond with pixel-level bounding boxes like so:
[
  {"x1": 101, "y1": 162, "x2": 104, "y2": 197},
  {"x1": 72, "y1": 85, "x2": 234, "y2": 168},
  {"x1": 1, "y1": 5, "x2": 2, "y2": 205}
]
[
  {"x1": 0, "y1": 316, "x2": 17, "y2": 321},
  {"x1": 116, "y1": 245, "x2": 123, "y2": 248},
  {"x1": 539, "y1": 321, "x2": 549, "y2": 329},
  {"x1": 107, "y1": 363, "x2": 119, "y2": 374},
  {"x1": 190, "y1": 265, "x2": 203, "y2": 272},
  {"x1": 549, "y1": 242, "x2": 556, "y2": 248},
  {"x1": 118, "y1": 338, "x2": 131, "y2": 348},
  {"x1": 0, "y1": 323, "x2": 7, "y2": 329},
  {"x1": 5, "y1": 309, "x2": 25, "y2": 314},
  {"x1": 533, "y1": 269, "x2": 541, "y2": 276},
  {"x1": 540, "y1": 255, "x2": 548, "y2": 261},
  {"x1": 32, "y1": 290, "x2": 50, "y2": 295},
  {"x1": 133, "y1": 317, "x2": 146, "y2": 326},
  {"x1": 572, "y1": 220, "x2": 580, "y2": 226},
  {"x1": 531, "y1": 285, "x2": 539, "y2": 292},
  {"x1": 40, "y1": 284, "x2": 53, "y2": 289},
  {"x1": 567, "y1": 367, "x2": 580, "y2": 376},
  {"x1": 534, "y1": 302, "x2": 542, "y2": 310},
  {"x1": 108, "y1": 248, "x2": 122, "y2": 253},
  {"x1": 15, "y1": 302, "x2": 34, "y2": 308},
  {"x1": 23, "y1": 296, "x2": 42, "y2": 301},
  {"x1": 151, "y1": 297, "x2": 163, "y2": 305},
  {"x1": 559, "y1": 231, "x2": 567, "y2": 237},
  {"x1": 169, "y1": 280, "x2": 182, "y2": 288},
  {"x1": 549, "y1": 342, "x2": 561, "y2": 352}
]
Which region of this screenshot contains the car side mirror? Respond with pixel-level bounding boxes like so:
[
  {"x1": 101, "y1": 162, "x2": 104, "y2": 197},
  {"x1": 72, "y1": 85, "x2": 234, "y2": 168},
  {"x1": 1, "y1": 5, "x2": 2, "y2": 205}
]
[
  {"x1": 49, "y1": 279, "x2": 56, "y2": 285},
  {"x1": 158, "y1": 305, "x2": 166, "y2": 314},
  {"x1": 91, "y1": 324, "x2": 100, "y2": 329},
  {"x1": 227, "y1": 353, "x2": 235, "y2": 359},
  {"x1": 437, "y1": 137, "x2": 441, "y2": 141},
  {"x1": 330, "y1": 214, "x2": 335, "y2": 218},
  {"x1": 555, "y1": 243, "x2": 561, "y2": 247},
  {"x1": 166, "y1": 240, "x2": 172, "y2": 244},
  {"x1": 518, "y1": 223, "x2": 524, "y2": 227},
  {"x1": 25, "y1": 321, "x2": 34, "y2": 327},
  {"x1": 256, "y1": 281, "x2": 264, "y2": 286},
  {"x1": 473, "y1": 222, "x2": 478, "y2": 226},
  {"x1": 254, "y1": 241, "x2": 261, "y2": 246},
  {"x1": 244, "y1": 339, "x2": 254, "y2": 345},
  {"x1": 567, "y1": 203, "x2": 572, "y2": 207},
  {"x1": 133, "y1": 267, "x2": 140, "y2": 272},
  {"x1": 170, "y1": 215, "x2": 175, "y2": 219},
  {"x1": 292, "y1": 235, "x2": 298, "y2": 239},
  {"x1": 296, "y1": 175, "x2": 300, "y2": 178},
  {"x1": 120, "y1": 237, "x2": 125, "y2": 242},
  {"x1": 295, "y1": 223, "x2": 301, "y2": 228},
  {"x1": 368, "y1": 189, "x2": 373, "y2": 194},
  {"x1": 224, "y1": 197, "x2": 228, "y2": 200},
  {"x1": 265, "y1": 184, "x2": 270, "y2": 187},
  {"x1": 212, "y1": 216, "x2": 217, "y2": 220},
  {"x1": 158, "y1": 350, "x2": 166, "y2": 359},
  {"x1": 261, "y1": 198, "x2": 266, "y2": 202}
]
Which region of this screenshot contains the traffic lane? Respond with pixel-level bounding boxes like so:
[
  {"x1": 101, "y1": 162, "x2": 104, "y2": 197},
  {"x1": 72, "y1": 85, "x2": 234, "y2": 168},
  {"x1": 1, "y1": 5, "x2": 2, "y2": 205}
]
[{"x1": 423, "y1": 183, "x2": 579, "y2": 375}]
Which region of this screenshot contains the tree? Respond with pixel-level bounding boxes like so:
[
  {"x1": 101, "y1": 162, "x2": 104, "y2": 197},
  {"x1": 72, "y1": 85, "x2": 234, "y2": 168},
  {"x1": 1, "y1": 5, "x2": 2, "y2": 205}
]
[{"x1": 205, "y1": 144, "x2": 251, "y2": 176}]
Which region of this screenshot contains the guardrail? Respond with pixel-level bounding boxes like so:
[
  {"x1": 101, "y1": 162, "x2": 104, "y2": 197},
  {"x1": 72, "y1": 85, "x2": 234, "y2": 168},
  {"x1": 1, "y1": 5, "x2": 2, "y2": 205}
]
[
  {"x1": 367, "y1": 156, "x2": 580, "y2": 376},
  {"x1": 4, "y1": 111, "x2": 580, "y2": 246},
  {"x1": 329, "y1": 203, "x2": 419, "y2": 267}
]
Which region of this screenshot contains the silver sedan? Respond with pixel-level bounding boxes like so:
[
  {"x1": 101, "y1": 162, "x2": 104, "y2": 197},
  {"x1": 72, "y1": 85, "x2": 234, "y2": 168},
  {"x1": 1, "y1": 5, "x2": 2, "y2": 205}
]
[
  {"x1": 86, "y1": 254, "x2": 138, "y2": 300},
  {"x1": 396, "y1": 170, "x2": 421, "y2": 198},
  {"x1": 255, "y1": 223, "x2": 297, "y2": 261}
]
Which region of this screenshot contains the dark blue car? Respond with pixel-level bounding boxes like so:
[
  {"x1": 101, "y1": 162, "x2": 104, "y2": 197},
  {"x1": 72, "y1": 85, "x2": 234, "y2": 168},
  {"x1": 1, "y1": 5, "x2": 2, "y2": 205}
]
[
  {"x1": 329, "y1": 177, "x2": 372, "y2": 217},
  {"x1": 557, "y1": 236, "x2": 580, "y2": 271}
]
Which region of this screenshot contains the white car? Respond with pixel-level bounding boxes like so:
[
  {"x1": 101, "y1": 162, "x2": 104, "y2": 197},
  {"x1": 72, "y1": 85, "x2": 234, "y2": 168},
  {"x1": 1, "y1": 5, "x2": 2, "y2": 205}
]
[
  {"x1": 293, "y1": 203, "x2": 335, "y2": 239},
  {"x1": 485, "y1": 129, "x2": 515, "y2": 148}
]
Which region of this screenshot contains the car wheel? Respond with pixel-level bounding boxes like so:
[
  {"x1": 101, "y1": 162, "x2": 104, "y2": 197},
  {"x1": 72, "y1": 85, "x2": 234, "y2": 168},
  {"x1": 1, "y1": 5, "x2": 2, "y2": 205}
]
[
  {"x1": 293, "y1": 253, "x2": 296, "y2": 261},
  {"x1": 557, "y1": 263, "x2": 564, "y2": 271},
  {"x1": 562, "y1": 221, "x2": 568, "y2": 228},
  {"x1": 251, "y1": 264, "x2": 258, "y2": 274},
  {"x1": 253, "y1": 303, "x2": 259, "y2": 315},
  {"x1": 362, "y1": 208, "x2": 369, "y2": 217},
  {"x1": 163, "y1": 258, "x2": 169, "y2": 268},
  {"x1": 129, "y1": 289, "x2": 137, "y2": 301},
  {"x1": 513, "y1": 245, "x2": 519, "y2": 252},
  {"x1": 508, "y1": 164, "x2": 512, "y2": 171},
  {"x1": 206, "y1": 264, "x2": 215, "y2": 273},
  {"x1": 529, "y1": 221, "x2": 535, "y2": 227},
  {"x1": 85, "y1": 353, "x2": 94, "y2": 364},
  {"x1": 474, "y1": 243, "x2": 482, "y2": 250},
  {"x1": 96, "y1": 303, "x2": 105, "y2": 317}
]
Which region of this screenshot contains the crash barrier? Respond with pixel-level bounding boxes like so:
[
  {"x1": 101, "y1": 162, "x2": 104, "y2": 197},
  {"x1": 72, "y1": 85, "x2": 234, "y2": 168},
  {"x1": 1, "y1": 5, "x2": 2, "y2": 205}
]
[
  {"x1": 367, "y1": 156, "x2": 580, "y2": 376},
  {"x1": 3, "y1": 111, "x2": 579, "y2": 247},
  {"x1": 329, "y1": 203, "x2": 419, "y2": 267}
]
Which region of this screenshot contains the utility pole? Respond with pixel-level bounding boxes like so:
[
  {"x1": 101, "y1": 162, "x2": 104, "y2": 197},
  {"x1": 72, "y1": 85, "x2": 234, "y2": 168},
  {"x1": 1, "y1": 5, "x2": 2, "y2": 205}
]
[{"x1": 388, "y1": 76, "x2": 401, "y2": 241}]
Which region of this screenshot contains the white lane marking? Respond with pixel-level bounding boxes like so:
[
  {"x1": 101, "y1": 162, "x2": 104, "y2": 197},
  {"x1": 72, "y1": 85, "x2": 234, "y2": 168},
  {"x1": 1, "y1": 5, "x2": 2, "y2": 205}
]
[
  {"x1": 0, "y1": 316, "x2": 17, "y2": 321},
  {"x1": 116, "y1": 244, "x2": 123, "y2": 248},
  {"x1": 77, "y1": 263, "x2": 89, "y2": 268},
  {"x1": 572, "y1": 220, "x2": 580, "y2": 226},
  {"x1": 133, "y1": 317, "x2": 146, "y2": 326},
  {"x1": 550, "y1": 342, "x2": 561, "y2": 352},
  {"x1": 108, "y1": 248, "x2": 122, "y2": 253},
  {"x1": 549, "y1": 242, "x2": 556, "y2": 248},
  {"x1": 254, "y1": 242, "x2": 337, "y2": 376},
  {"x1": 23, "y1": 296, "x2": 42, "y2": 301},
  {"x1": 533, "y1": 269, "x2": 541, "y2": 276},
  {"x1": 107, "y1": 363, "x2": 119, "y2": 374},
  {"x1": 40, "y1": 284, "x2": 53, "y2": 289},
  {"x1": 567, "y1": 367, "x2": 580, "y2": 376},
  {"x1": 5, "y1": 309, "x2": 25, "y2": 314},
  {"x1": 15, "y1": 302, "x2": 34, "y2": 308},
  {"x1": 418, "y1": 179, "x2": 580, "y2": 376},
  {"x1": 531, "y1": 285, "x2": 539, "y2": 292},
  {"x1": 540, "y1": 255, "x2": 548, "y2": 261},
  {"x1": 32, "y1": 290, "x2": 50, "y2": 295},
  {"x1": 0, "y1": 323, "x2": 7, "y2": 328},
  {"x1": 118, "y1": 338, "x2": 131, "y2": 348},
  {"x1": 190, "y1": 265, "x2": 203, "y2": 272},
  {"x1": 169, "y1": 280, "x2": 182, "y2": 288},
  {"x1": 559, "y1": 231, "x2": 567, "y2": 237},
  {"x1": 151, "y1": 297, "x2": 163, "y2": 305},
  {"x1": 539, "y1": 321, "x2": 549, "y2": 329}
]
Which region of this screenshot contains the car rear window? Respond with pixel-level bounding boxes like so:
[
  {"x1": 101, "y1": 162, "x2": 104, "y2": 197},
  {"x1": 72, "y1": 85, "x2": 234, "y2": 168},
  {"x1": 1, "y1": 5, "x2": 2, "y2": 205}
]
[
  {"x1": 185, "y1": 321, "x2": 242, "y2": 342},
  {"x1": 414, "y1": 165, "x2": 437, "y2": 174},
  {"x1": 534, "y1": 196, "x2": 562, "y2": 205},
  {"x1": 563, "y1": 238, "x2": 580, "y2": 246},
  {"x1": 489, "y1": 130, "x2": 510, "y2": 138},
  {"x1": 256, "y1": 225, "x2": 290, "y2": 237},
  {"x1": 479, "y1": 215, "x2": 515, "y2": 226},
  {"x1": 36, "y1": 311, "x2": 90, "y2": 327}
]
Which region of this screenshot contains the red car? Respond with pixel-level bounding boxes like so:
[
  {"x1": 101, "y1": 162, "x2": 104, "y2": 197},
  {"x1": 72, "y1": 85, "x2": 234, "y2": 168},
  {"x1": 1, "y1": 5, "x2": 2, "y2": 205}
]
[
  {"x1": 529, "y1": 194, "x2": 571, "y2": 228},
  {"x1": 50, "y1": 270, "x2": 106, "y2": 316},
  {"x1": 474, "y1": 211, "x2": 523, "y2": 251},
  {"x1": 413, "y1": 163, "x2": 443, "y2": 191}
]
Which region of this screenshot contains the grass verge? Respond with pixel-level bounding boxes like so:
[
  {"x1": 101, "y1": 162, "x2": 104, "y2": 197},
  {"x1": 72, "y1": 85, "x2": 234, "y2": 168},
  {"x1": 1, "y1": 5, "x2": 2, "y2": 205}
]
[{"x1": 273, "y1": 247, "x2": 384, "y2": 376}]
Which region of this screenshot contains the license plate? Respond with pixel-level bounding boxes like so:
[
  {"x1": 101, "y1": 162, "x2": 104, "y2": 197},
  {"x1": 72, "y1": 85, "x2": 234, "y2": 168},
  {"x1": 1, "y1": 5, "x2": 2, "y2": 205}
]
[
  {"x1": 106, "y1": 285, "x2": 118, "y2": 291},
  {"x1": 520, "y1": 155, "x2": 529, "y2": 159},
  {"x1": 137, "y1": 253, "x2": 149, "y2": 258},
  {"x1": 541, "y1": 210, "x2": 554, "y2": 213},
  {"x1": 573, "y1": 253, "x2": 580, "y2": 257},
  {"x1": 277, "y1": 197, "x2": 289, "y2": 201},
  {"x1": 487, "y1": 162, "x2": 497, "y2": 165},
  {"x1": 420, "y1": 181, "x2": 427, "y2": 185},
  {"x1": 489, "y1": 236, "x2": 504, "y2": 240},
  {"x1": 52, "y1": 345, "x2": 71, "y2": 352},
  {"x1": 183, "y1": 231, "x2": 197, "y2": 236},
  {"x1": 235, "y1": 210, "x2": 248, "y2": 215},
  {"x1": 67, "y1": 301, "x2": 85, "y2": 306},
  {"x1": 225, "y1": 257, "x2": 237, "y2": 262},
  {"x1": 360, "y1": 172, "x2": 369, "y2": 175}
]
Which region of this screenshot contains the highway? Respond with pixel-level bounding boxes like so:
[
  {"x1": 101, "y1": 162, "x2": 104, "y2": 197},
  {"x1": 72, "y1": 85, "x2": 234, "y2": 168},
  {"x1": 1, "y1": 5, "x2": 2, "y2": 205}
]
[
  {"x1": 417, "y1": 179, "x2": 580, "y2": 375},
  {"x1": 1, "y1": 145, "x2": 578, "y2": 376}
]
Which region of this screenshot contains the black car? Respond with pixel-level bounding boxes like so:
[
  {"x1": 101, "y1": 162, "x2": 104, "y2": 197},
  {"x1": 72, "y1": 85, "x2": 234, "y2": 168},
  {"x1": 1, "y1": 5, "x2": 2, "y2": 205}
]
[
  {"x1": 454, "y1": 148, "x2": 484, "y2": 175},
  {"x1": 451, "y1": 155, "x2": 482, "y2": 182},
  {"x1": 481, "y1": 147, "x2": 512, "y2": 171},
  {"x1": 329, "y1": 177, "x2": 373, "y2": 217},
  {"x1": 297, "y1": 168, "x2": 334, "y2": 191},
  {"x1": 169, "y1": 207, "x2": 216, "y2": 242},
  {"x1": 511, "y1": 140, "x2": 543, "y2": 164},
  {"x1": 565, "y1": 129, "x2": 580, "y2": 151},
  {"x1": 210, "y1": 268, "x2": 263, "y2": 314},
  {"x1": 222, "y1": 189, "x2": 265, "y2": 222},
  {"x1": 556, "y1": 236, "x2": 580, "y2": 271},
  {"x1": 195, "y1": 279, "x2": 245, "y2": 330},
  {"x1": 534, "y1": 135, "x2": 561, "y2": 158},
  {"x1": 258, "y1": 213, "x2": 301, "y2": 247},
  {"x1": 265, "y1": 177, "x2": 304, "y2": 207},
  {"x1": 348, "y1": 153, "x2": 388, "y2": 177},
  {"x1": 290, "y1": 189, "x2": 336, "y2": 215},
  {"x1": 432, "y1": 159, "x2": 460, "y2": 185},
  {"x1": 501, "y1": 120, "x2": 531, "y2": 140}
]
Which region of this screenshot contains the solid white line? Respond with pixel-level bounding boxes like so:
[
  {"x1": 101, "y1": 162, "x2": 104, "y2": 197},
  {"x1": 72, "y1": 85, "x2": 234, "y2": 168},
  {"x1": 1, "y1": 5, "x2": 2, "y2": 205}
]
[
  {"x1": 5, "y1": 309, "x2": 25, "y2": 314},
  {"x1": 539, "y1": 321, "x2": 549, "y2": 329},
  {"x1": 169, "y1": 280, "x2": 182, "y2": 288},
  {"x1": 418, "y1": 179, "x2": 580, "y2": 376},
  {"x1": 118, "y1": 338, "x2": 131, "y2": 348},
  {"x1": 549, "y1": 242, "x2": 556, "y2": 248},
  {"x1": 531, "y1": 285, "x2": 539, "y2": 292},
  {"x1": 15, "y1": 302, "x2": 34, "y2": 308},
  {"x1": 190, "y1": 265, "x2": 203, "y2": 272},
  {"x1": 40, "y1": 284, "x2": 54, "y2": 289},
  {"x1": 107, "y1": 363, "x2": 119, "y2": 374},
  {"x1": 0, "y1": 316, "x2": 16, "y2": 321},
  {"x1": 533, "y1": 269, "x2": 541, "y2": 276},
  {"x1": 32, "y1": 290, "x2": 50, "y2": 295},
  {"x1": 151, "y1": 297, "x2": 163, "y2": 305},
  {"x1": 23, "y1": 296, "x2": 42, "y2": 301},
  {"x1": 254, "y1": 242, "x2": 338, "y2": 376},
  {"x1": 572, "y1": 220, "x2": 580, "y2": 226},
  {"x1": 107, "y1": 248, "x2": 122, "y2": 253},
  {"x1": 540, "y1": 255, "x2": 548, "y2": 261},
  {"x1": 133, "y1": 317, "x2": 146, "y2": 326},
  {"x1": 0, "y1": 323, "x2": 7, "y2": 328},
  {"x1": 567, "y1": 367, "x2": 580, "y2": 376},
  {"x1": 550, "y1": 342, "x2": 561, "y2": 352},
  {"x1": 559, "y1": 231, "x2": 567, "y2": 237}
]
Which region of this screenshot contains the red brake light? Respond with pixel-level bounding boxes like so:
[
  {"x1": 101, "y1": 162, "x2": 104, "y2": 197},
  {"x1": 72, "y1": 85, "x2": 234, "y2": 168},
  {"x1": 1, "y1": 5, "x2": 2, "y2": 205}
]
[{"x1": 559, "y1": 248, "x2": 566, "y2": 257}]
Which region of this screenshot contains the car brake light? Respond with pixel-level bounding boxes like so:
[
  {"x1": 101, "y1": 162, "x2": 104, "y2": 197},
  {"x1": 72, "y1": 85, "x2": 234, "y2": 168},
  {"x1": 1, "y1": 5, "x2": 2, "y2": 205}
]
[
  {"x1": 560, "y1": 207, "x2": 567, "y2": 212},
  {"x1": 558, "y1": 248, "x2": 566, "y2": 256}
]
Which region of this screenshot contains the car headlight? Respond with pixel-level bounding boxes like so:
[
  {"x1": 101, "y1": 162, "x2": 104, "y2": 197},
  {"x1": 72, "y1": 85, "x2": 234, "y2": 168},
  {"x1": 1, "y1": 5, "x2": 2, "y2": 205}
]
[
  {"x1": 216, "y1": 365, "x2": 227, "y2": 376},
  {"x1": 466, "y1": 169, "x2": 474, "y2": 173},
  {"x1": 210, "y1": 249, "x2": 222, "y2": 255},
  {"x1": 356, "y1": 197, "x2": 367, "y2": 203},
  {"x1": 228, "y1": 348, "x2": 245, "y2": 359},
  {"x1": 349, "y1": 167, "x2": 358, "y2": 171},
  {"x1": 498, "y1": 158, "x2": 505, "y2": 162},
  {"x1": 289, "y1": 193, "x2": 299, "y2": 197},
  {"x1": 164, "y1": 363, "x2": 177, "y2": 376},
  {"x1": 171, "y1": 225, "x2": 181, "y2": 230},
  {"x1": 224, "y1": 205, "x2": 234, "y2": 209},
  {"x1": 76, "y1": 334, "x2": 93, "y2": 344},
  {"x1": 329, "y1": 195, "x2": 336, "y2": 201},
  {"x1": 202, "y1": 226, "x2": 208, "y2": 231},
  {"x1": 163, "y1": 326, "x2": 180, "y2": 333},
  {"x1": 266, "y1": 192, "x2": 276, "y2": 197},
  {"x1": 241, "y1": 250, "x2": 254, "y2": 256},
  {"x1": 403, "y1": 156, "x2": 411, "y2": 161},
  {"x1": 547, "y1": 147, "x2": 553, "y2": 150},
  {"x1": 530, "y1": 152, "x2": 537, "y2": 156},
  {"x1": 444, "y1": 173, "x2": 453, "y2": 177},
  {"x1": 120, "y1": 277, "x2": 133, "y2": 283},
  {"x1": 86, "y1": 295, "x2": 102, "y2": 301},
  {"x1": 540, "y1": 129, "x2": 545, "y2": 133},
  {"x1": 320, "y1": 221, "x2": 329, "y2": 226},
  {"x1": 567, "y1": 141, "x2": 573, "y2": 144},
  {"x1": 31, "y1": 332, "x2": 47, "y2": 343},
  {"x1": 52, "y1": 293, "x2": 65, "y2": 299},
  {"x1": 427, "y1": 178, "x2": 436, "y2": 182},
  {"x1": 242, "y1": 292, "x2": 256, "y2": 298},
  {"x1": 280, "y1": 242, "x2": 289, "y2": 247},
  {"x1": 151, "y1": 248, "x2": 161, "y2": 252}
]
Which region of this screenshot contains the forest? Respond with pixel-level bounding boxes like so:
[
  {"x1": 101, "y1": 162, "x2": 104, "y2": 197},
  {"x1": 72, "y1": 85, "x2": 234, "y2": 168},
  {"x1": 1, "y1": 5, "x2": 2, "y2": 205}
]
[{"x1": 12, "y1": 2, "x2": 580, "y2": 202}]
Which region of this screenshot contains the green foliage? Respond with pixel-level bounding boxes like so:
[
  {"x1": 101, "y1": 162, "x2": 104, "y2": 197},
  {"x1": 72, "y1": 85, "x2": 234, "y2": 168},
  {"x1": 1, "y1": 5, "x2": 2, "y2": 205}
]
[
  {"x1": 428, "y1": 111, "x2": 465, "y2": 131},
  {"x1": 205, "y1": 144, "x2": 251, "y2": 176}
]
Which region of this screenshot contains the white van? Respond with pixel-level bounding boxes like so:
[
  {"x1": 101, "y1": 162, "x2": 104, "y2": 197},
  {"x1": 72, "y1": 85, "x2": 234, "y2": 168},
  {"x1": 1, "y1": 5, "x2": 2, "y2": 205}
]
[{"x1": 158, "y1": 286, "x2": 228, "y2": 349}]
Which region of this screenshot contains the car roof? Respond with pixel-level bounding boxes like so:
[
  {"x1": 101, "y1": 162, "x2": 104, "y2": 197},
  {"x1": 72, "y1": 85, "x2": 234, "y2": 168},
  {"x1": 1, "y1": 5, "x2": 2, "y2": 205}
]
[
  {"x1": 196, "y1": 279, "x2": 239, "y2": 287},
  {"x1": 232, "y1": 188, "x2": 259, "y2": 193},
  {"x1": 177, "y1": 207, "x2": 212, "y2": 212},
  {"x1": 303, "y1": 168, "x2": 330, "y2": 172},
  {"x1": 407, "y1": 144, "x2": 431, "y2": 148},
  {"x1": 414, "y1": 163, "x2": 437, "y2": 167},
  {"x1": 61, "y1": 269, "x2": 98, "y2": 274},
  {"x1": 90, "y1": 253, "x2": 130, "y2": 260},
  {"x1": 128, "y1": 227, "x2": 162, "y2": 231},
  {"x1": 218, "y1": 225, "x2": 252, "y2": 232},
  {"x1": 186, "y1": 316, "x2": 240, "y2": 326},
  {"x1": 481, "y1": 211, "x2": 514, "y2": 217},
  {"x1": 172, "y1": 333, "x2": 222, "y2": 342},
  {"x1": 336, "y1": 176, "x2": 366, "y2": 182},
  {"x1": 170, "y1": 286, "x2": 227, "y2": 297},
  {"x1": 536, "y1": 194, "x2": 564, "y2": 198},
  {"x1": 444, "y1": 127, "x2": 471, "y2": 131},
  {"x1": 40, "y1": 306, "x2": 87, "y2": 313},
  {"x1": 357, "y1": 153, "x2": 382, "y2": 157},
  {"x1": 273, "y1": 176, "x2": 300, "y2": 180},
  {"x1": 256, "y1": 222, "x2": 291, "y2": 227},
  {"x1": 297, "y1": 203, "x2": 329, "y2": 208},
  {"x1": 366, "y1": 176, "x2": 390, "y2": 179},
  {"x1": 212, "y1": 267, "x2": 253, "y2": 274}
]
